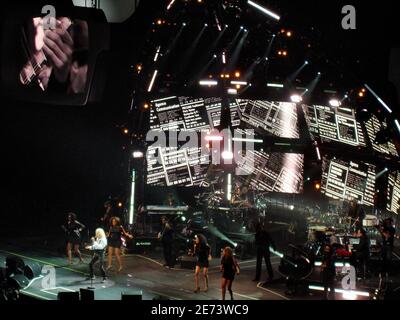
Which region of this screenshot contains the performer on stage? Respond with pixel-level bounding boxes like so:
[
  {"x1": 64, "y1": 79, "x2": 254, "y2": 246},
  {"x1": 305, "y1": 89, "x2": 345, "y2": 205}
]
[
  {"x1": 352, "y1": 228, "x2": 370, "y2": 279},
  {"x1": 158, "y1": 216, "x2": 175, "y2": 268},
  {"x1": 193, "y1": 234, "x2": 211, "y2": 293},
  {"x1": 231, "y1": 185, "x2": 254, "y2": 208},
  {"x1": 321, "y1": 244, "x2": 336, "y2": 300},
  {"x1": 220, "y1": 246, "x2": 240, "y2": 300},
  {"x1": 348, "y1": 200, "x2": 366, "y2": 230},
  {"x1": 253, "y1": 222, "x2": 276, "y2": 283},
  {"x1": 379, "y1": 218, "x2": 396, "y2": 275},
  {"x1": 100, "y1": 200, "x2": 114, "y2": 231},
  {"x1": 164, "y1": 193, "x2": 177, "y2": 207},
  {"x1": 106, "y1": 217, "x2": 133, "y2": 272},
  {"x1": 85, "y1": 228, "x2": 108, "y2": 283},
  {"x1": 61, "y1": 212, "x2": 85, "y2": 265}
]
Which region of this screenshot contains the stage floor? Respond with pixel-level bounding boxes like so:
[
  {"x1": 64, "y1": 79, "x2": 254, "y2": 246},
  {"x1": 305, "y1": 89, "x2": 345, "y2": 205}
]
[{"x1": 1, "y1": 239, "x2": 399, "y2": 301}]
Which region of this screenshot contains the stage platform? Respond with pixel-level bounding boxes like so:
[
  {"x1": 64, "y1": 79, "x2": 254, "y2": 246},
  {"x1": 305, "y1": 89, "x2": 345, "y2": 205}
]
[{"x1": 1, "y1": 238, "x2": 399, "y2": 301}]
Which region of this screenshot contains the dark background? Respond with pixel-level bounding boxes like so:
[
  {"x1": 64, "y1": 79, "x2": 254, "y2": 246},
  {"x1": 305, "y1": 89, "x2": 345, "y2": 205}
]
[{"x1": 1, "y1": 0, "x2": 398, "y2": 237}]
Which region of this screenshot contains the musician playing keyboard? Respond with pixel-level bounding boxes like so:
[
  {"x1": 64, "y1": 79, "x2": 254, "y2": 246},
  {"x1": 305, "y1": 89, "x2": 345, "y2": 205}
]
[
  {"x1": 164, "y1": 193, "x2": 177, "y2": 207},
  {"x1": 231, "y1": 185, "x2": 254, "y2": 208}
]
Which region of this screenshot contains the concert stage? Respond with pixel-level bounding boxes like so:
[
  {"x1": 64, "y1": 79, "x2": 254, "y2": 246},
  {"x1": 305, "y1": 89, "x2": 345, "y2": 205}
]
[{"x1": 2, "y1": 238, "x2": 399, "y2": 301}]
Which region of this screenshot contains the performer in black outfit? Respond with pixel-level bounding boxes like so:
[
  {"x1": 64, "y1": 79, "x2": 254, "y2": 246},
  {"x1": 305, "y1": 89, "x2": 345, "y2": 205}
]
[
  {"x1": 100, "y1": 200, "x2": 113, "y2": 230},
  {"x1": 106, "y1": 217, "x2": 133, "y2": 272},
  {"x1": 220, "y1": 247, "x2": 240, "y2": 300},
  {"x1": 193, "y1": 234, "x2": 211, "y2": 293},
  {"x1": 348, "y1": 200, "x2": 366, "y2": 231},
  {"x1": 352, "y1": 228, "x2": 370, "y2": 279},
  {"x1": 61, "y1": 212, "x2": 85, "y2": 265},
  {"x1": 158, "y1": 216, "x2": 175, "y2": 268},
  {"x1": 85, "y1": 228, "x2": 108, "y2": 283},
  {"x1": 321, "y1": 244, "x2": 336, "y2": 300},
  {"x1": 253, "y1": 222, "x2": 276, "y2": 283},
  {"x1": 379, "y1": 218, "x2": 396, "y2": 275}
]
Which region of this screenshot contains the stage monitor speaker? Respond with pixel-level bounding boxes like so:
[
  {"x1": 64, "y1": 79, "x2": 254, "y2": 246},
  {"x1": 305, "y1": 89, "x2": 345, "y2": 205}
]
[
  {"x1": 179, "y1": 255, "x2": 197, "y2": 269},
  {"x1": 5, "y1": 256, "x2": 25, "y2": 277},
  {"x1": 8, "y1": 274, "x2": 30, "y2": 289},
  {"x1": 121, "y1": 291, "x2": 142, "y2": 301},
  {"x1": 80, "y1": 288, "x2": 95, "y2": 301},
  {"x1": 24, "y1": 262, "x2": 41, "y2": 280},
  {"x1": 58, "y1": 291, "x2": 80, "y2": 301}
]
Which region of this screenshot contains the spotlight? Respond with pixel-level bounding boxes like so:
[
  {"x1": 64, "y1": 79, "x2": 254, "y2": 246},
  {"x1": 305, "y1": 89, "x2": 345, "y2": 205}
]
[
  {"x1": 204, "y1": 23, "x2": 208, "y2": 27},
  {"x1": 395, "y1": 119, "x2": 400, "y2": 135},
  {"x1": 364, "y1": 84, "x2": 393, "y2": 114},
  {"x1": 317, "y1": 72, "x2": 321, "y2": 75},
  {"x1": 267, "y1": 83, "x2": 284, "y2": 88},
  {"x1": 147, "y1": 70, "x2": 158, "y2": 92},
  {"x1": 181, "y1": 216, "x2": 187, "y2": 222},
  {"x1": 156, "y1": 19, "x2": 163, "y2": 25},
  {"x1": 143, "y1": 103, "x2": 150, "y2": 110},
  {"x1": 227, "y1": 88, "x2": 238, "y2": 95},
  {"x1": 118, "y1": 202, "x2": 123, "y2": 208},
  {"x1": 222, "y1": 151, "x2": 234, "y2": 160},
  {"x1": 329, "y1": 99, "x2": 341, "y2": 107},
  {"x1": 205, "y1": 135, "x2": 223, "y2": 141},
  {"x1": 247, "y1": 0, "x2": 281, "y2": 21},
  {"x1": 290, "y1": 94, "x2": 302, "y2": 103},
  {"x1": 133, "y1": 151, "x2": 144, "y2": 158},
  {"x1": 199, "y1": 80, "x2": 218, "y2": 86},
  {"x1": 305, "y1": 60, "x2": 309, "y2": 65},
  {"x1": 213, "y1": 54, "x2": 217, "y2": 58},
  {"x1": 182, "y1": 22, "x2": 186, "y2": 26},
  {"x1": 286, "y1": 31, "x2": 292, "y2": 37},
  {"x1": 167, "y1": 0, "x2": 176, "y2": 10},
  {"x1": 123, "y1": 128, "x2": 129, "y2": 135},
  {"x1": 231, "y1": 80, "x2": 248, "y2": 85},
  {"x1": 240, "y1": 26, "x2": 244, "y2": 30},
  {"x1": 289, "y1": 205, "x2": 295, "y2": 211},
  {"x1": 234, "y1": 71, "x2": 241, "y2": 78},
  {"x1": 315, "y1": 183, "x2": 321, "y2": 191}
]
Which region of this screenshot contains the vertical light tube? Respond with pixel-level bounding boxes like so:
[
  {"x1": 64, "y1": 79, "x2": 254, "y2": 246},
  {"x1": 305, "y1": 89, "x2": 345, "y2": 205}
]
[{"x1": 129, "y1": 169, "x2": 136, "y2": 225}]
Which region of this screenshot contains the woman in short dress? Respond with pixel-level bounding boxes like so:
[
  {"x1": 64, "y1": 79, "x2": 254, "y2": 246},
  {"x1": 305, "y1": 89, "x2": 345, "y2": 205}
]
[
  {"x1": 220, "y1": 247, "x2": 240, "y2": 300},
  {"x1": 61, "y1": 212, "x2": 85, "y2": 265},
  {"x1": 193, "y1": 234, "x2": 211, "y2": 293},
  {"x1": 106, "y1": 217, "x2": 133, "y2": 272}
]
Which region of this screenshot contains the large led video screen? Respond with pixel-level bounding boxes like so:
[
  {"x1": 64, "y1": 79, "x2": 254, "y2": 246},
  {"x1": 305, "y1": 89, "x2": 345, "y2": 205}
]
[
  {"x1": 303, "y1": 105, "x2": 366, "y2": 147},
  {"x1": 387, "y1": 171, "x2": 400, "y2": 214},
  {"x1": 321, "y1": 157, "x2": 376, "y2": 206},
  {"x1": 235, "y1": 100, "x2": 299, "y2": 138},
  {"x1": 235, "y1": 151, "x2": 304, "y2": 193},
  {"x1": 149, "y1": 96, "x2": 240, "y2": 132},
  {"x1": 147, "y1": 96, "x2": 303, "y2": 189},
  {"x1": 150, "y1": 97, "x2": 299, "y2": 138},
  {"x1": 365, "y1": 115, "x2": 399, "y2": 157}
]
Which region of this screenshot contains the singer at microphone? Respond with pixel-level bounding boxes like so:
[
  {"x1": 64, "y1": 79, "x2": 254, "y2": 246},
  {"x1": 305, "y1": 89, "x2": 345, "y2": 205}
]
[{"x1": 85, "y1": 228, "x2": 108, "y2": 283}]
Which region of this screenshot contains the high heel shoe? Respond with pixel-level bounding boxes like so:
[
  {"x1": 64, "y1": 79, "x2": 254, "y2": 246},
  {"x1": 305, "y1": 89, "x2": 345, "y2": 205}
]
[{"x1": 194, "y1": 287, "x2": 200, "y2": 293}]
